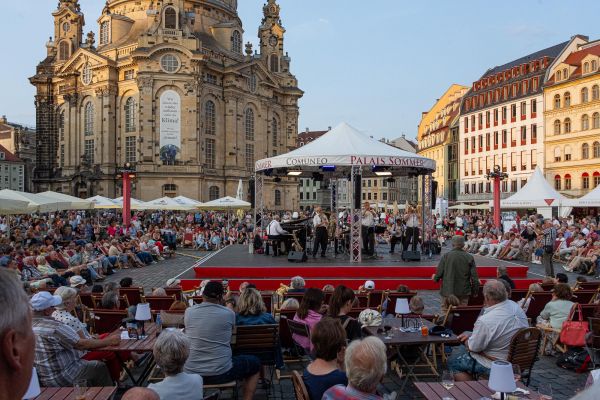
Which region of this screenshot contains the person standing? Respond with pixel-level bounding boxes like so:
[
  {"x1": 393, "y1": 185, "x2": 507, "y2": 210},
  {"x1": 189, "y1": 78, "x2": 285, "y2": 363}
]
[
  {"x1": 403, "y1": 206, "x2": 420, "y2": 252},
  {"x1": 312, "y1": 207, "x2": 329, "y2": 258},
  {"x1": 432, "y1": 235, "x2": 480, "y2": 310},
  {"x1": 361, "y1": 203, "x2": 376, "y2": 256},
  {"x1": 541, "y1": 219, "x2": 558, "y2": 278}
]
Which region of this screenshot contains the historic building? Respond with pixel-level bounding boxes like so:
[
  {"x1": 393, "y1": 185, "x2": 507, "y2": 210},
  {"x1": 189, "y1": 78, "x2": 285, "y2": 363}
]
[
  {"x1": 0, "y1": 116, "x2": 36, "y2": 192},
  {"x1": 417, "y1": 84, "x2": 468, "y2": 202},
  {"x1": 0, "y1": 143, "x2": 26, "y2": 192},
  {"x1": 30, "y1": 0, "x2": 302, "y2": 207},
  {"x1": 544, "y1": 40, "x2": 600, "y2": 196},
  {"x1": 458, "y1": 36, "x2": 587, "y2": 202}
]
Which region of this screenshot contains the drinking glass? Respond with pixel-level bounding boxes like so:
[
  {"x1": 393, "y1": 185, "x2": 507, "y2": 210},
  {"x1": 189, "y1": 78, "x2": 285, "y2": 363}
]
[
  {"x1": 512, "y1": 364, "x2": 521, "y2": 383},
  {"x1": 441, "y1": 370, "x2": 454, "y2": 390},
  {"x1": 383, "y1": 325, "x2": 393, "y2": 339},
  {"x1": 73, "y1": 379, "x2": 87, "y2": 400},
  {"x1": 538, "y1": 383, "x2": 553, "y2": 400}
]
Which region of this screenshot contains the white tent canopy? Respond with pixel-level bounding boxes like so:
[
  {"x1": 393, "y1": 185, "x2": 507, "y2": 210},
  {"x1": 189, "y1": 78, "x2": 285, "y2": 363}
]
[
  {"x1": 0, "y1": 196, "x2": 35, "y2": 214},
  {"x1": 199, "y1": 196, "x2": 251, "y2": 210},
  {"x1": 87, "y1": 195, "x2": 121, "y2": 209},
  {"x1": 499, "y1": 167, "x2": 567, "y2": 209},
  {"x1": 113, "y1": 197, "x2": 150, "y2": 210},
  {"x1": 254, "y1": 122, "x2": 436, "y2": 172},
  {"x1": 0, "y1": 190, "x2": 70, "y2": 213},
  {"x1": 172, "y1": 196, "x2": 203, "y2": 208},
  {"x1": 144, "y1": 197, "x2": 198, "y2": 211},
  {"x1": 564, "y1": 184, "x2": 600, "y2": 207},
  {"x1": 39, "y1": 191, "x2": 93, "y2": 210}
]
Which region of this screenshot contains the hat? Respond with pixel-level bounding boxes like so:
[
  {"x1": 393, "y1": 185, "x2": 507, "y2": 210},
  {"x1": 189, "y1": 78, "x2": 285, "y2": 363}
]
[
  {"x1": 202, "y1": 281, "x2": 224, "y2": 299},
  {"x1": 69, "y1": 275, "x2": 87, "y2": 288},
  {"x1": 30, "y1": 291, "x2": 62, "y2": 311},
  {"x1": 364, "y1": 280, "x2": 375, "y2": 290},
  {"x1": 0, "y1": 256, "x2": 11, "y2": 267},
  {"x1": 166, "y1": 278, "x2": 181, "y2": 287}
]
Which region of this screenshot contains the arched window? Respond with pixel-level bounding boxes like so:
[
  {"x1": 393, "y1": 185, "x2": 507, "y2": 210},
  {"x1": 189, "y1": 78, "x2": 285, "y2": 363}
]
[
  {"x1": 593, "y1": 60, "x2": 598, "y2": 71},
  {"x1": 553, "y1": 119, "x2": 561, "y2": 135},
  {"x1": 593, "y1": 85, "x2": 599, "y2": 101},
  {"x1": 564, "y1": 118, "x2": 571, "y2": 133},
  {"x1": 563, "y1": 68, "x2": 568, "y2": 78},
  {"x1": 554, "y1": 94, "x2": 561, "y2": 109},
  {"x1": 231, "y1": 30, "x2": 242, "y2": 54},
  {"x1": 209, "y1": 186, "x2": 219, "y2": 201},
  {"x1": 84, "y1": 102, "x2": 94, "y2": 136},
  {"x1": 125, "y1": 98, "x2": 136, "y2": 132},
  {"x1": 564, "y1": 92, "x2": 571, "y2": 107},
  {"x1": 59, "y1": 41, "x2": 70, "y2": 61},
  {"x1": 582, "y1": 87, "x2": 589, "y2": 103},
  {"x1": 554, "y1": 147, "x2": 562, "y2": 162},
  {"x1": 164, "y1": 7, "x2": 177, "y2": 29},
  {"x1": 582, "y1": 143, "x2": 590, "y2": 159},
  {"x1": 274, "y1": 190, "x2": 281, "y2": 206},
  {"x1": 99, "y1": 21, "x2": 109, "y2": 45},
  {"x1": 594, "y1": 113, "x2": 600, "y2": 129},
  {"x1": 163, "y1": 184, "x2": 177, "y2": 197},
  {"x1": 554, "y1": 175, "x2": 561, "y2": 190},
  {"x1": 582, "y1": 114, "x2": 590, "y2": 131},
  {"x1": 204, "y1": 100, "x2": 216, "y2": 136},
  {"x1": 594, "y1": 142, "x2": 600, "y2": 158},
  {"x1": 270, "y1": 54, "x2": 279, "y2": 72},
  {"x1": 556, "y1": 70, "x2": 562, "y2": 81},
  {"x1": 584, "y1": 62, "x2": 590, "y2": 74},
  {"x1": 565, "y1": 174, "x2": 572, "y2": 190},
  {"x1": 582, "y1": 173, "x2": 590, "y2": 190},
  {"x1": 245, "y1": 108, "x2": 254, "y2": 141},
  {"x1": 594, "y1": 172, "x2": 600, "y2": 188},
  {"x1": 271, "y1": 116, "x2": 279, "y2": 147}
]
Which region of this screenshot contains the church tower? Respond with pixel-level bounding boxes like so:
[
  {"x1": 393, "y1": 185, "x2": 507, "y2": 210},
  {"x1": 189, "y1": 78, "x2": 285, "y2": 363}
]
[
  {"x1": 52, "y1": 0, "x2": 85, "y2": 63},
  {"x1": 259, "y1": 0, "x2": 289, "y2": 73}
]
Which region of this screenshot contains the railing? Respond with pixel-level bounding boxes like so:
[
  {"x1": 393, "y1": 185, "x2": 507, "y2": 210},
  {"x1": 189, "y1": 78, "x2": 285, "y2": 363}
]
[
  {"x1": 117, "y1": 44, "x2": 138, "y2": 58},
  {"x1": 159, "y1": 28, "x2": 182, "y2": 38}
]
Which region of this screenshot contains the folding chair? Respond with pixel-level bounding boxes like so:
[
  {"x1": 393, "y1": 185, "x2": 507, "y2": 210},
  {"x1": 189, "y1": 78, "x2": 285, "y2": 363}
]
[
  {"x1": 286, "y1": 319, "x2": 311, "y2": 361},
  {"x1": 143, "y1": 295, "x2": 176, "y2": 311}
]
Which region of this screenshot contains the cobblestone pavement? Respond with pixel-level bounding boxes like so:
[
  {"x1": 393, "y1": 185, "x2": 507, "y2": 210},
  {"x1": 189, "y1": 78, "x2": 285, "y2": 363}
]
[{"x1": 105, "y1": 246, "x2": 589, "y2": 399}]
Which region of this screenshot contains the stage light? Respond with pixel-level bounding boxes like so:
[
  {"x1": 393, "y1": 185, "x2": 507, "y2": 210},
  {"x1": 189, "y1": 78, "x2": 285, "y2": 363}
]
[
  {"x1": 287, "y1": 170, "x2": 302, "y2": 176},
  {"x1": 320, "y1": 165, "x2": 336, "y2": 172},
  {"x1": 374, "y1": 171, "x2": 392, "y2": 176}
]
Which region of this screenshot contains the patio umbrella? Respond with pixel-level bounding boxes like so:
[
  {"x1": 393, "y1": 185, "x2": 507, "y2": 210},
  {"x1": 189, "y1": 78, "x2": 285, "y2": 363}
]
[
  {"x1": 236, "y1": 179, "x2": 244, "y2": 200},
  {"x1": 39, "y1": 191, "x2": 93, "y2": 210},
  {"x1": 172, "y1": 196, "x2": 202, "y2": 208},
  {"x1": 113, "y1": 197, "x2": 150, "y2": 210},
  {"x1": 198, "y1": 196, "x2": 251, "y2": 211},
  {"x1": 144, "y1": 197, "x2": 197, "y2": 211},
  {"x1": 0, "y1": 190, "x2": 70, "y2": 213},
  {"x1": 87, "y1": 195, "x2": 121, "y2": 209},
  {"x1": 448, "y1": 203, "x2": 474, "y2": 210},
  {"x1": 0, "y1": 196, "x2": 34, "y2": 214}
]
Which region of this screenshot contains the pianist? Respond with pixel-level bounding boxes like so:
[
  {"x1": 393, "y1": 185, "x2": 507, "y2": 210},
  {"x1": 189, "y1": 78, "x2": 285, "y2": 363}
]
[{"x1": 267, "y1": 215, "x2": 290, "y2": 256}]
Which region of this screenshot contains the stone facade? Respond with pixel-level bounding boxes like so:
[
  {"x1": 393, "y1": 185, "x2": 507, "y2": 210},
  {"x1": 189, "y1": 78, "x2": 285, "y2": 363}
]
[
  {"x1": 544, "y1": 40, "x2": 600, "y2": 196},
  {"x1": 30, "y1": 0, "x2": 302, "y2": 207}
]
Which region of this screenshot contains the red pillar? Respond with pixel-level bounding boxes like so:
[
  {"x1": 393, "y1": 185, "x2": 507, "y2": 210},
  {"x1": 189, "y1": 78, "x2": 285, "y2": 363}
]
[
  {"x1": 122, "y1": 172, "x2": 131, "y2": 228},
  {"x1": 493, "y1": 176, "x2": 501, "y2": 231}
]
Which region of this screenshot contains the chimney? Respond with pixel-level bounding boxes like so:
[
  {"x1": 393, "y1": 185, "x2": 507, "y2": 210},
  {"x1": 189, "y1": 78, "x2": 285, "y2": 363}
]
[
  {"x1": 0, "y1": 115, "x2": 6, "y2": 124},
  {"x1": 305, "y1": 127, "x2": 309, "y2": 133},
  {"x1": 328, "y1": 126, "x2": 331, "y2": 131}
]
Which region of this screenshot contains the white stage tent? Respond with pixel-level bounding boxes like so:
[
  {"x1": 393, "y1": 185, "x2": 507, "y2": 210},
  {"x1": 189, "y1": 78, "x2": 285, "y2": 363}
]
[
  {"x1": 39, "y1": 191, "x2": 93, "y2": 210},
  {"x1": 564, "y1": 184, "x2": 600, "y2": 207}
]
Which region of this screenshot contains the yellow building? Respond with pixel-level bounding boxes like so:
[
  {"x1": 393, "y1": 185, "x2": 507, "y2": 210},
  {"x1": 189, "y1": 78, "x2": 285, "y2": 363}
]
[
  {"x1": 417, "y1": 84, "x2": 468, "y2": 200},
  {"x1": 544, "y1": 41, "x2": 600, "y2": 196}
]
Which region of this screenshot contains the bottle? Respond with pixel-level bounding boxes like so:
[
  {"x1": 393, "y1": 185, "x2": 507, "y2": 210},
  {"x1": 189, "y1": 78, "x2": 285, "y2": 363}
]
[{"x1": 156, "y1": 314, "x2": 162, "y2": 336}]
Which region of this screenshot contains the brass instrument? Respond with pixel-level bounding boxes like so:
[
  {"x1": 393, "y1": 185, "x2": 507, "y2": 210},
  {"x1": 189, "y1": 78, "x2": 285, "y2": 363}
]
[{"x1": 292, "y1": 229, "x2": 303, "y2": 252}]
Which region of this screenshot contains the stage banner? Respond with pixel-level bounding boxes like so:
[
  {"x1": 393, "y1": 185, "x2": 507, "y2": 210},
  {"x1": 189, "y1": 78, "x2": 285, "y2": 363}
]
[{"x1": 159, "y1": 90, "x2": 181, "y2": 163}]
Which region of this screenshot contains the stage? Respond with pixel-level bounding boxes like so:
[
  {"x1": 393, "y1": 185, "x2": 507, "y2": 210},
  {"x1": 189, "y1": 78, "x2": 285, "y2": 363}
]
[{"x1": 179, "y1": 244, "x2": 542, "y2": 291}]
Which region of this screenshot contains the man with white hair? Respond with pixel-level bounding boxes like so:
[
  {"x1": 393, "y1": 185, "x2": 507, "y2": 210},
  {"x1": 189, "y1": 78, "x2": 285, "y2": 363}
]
[
  {"x1": 0, "y1": 268, "x2": 35, "y2": 400},
  {"x1": 289, "y1": 275, "x2": 306, "y2": 293},
  {"x1": 322, "y1": 336, "x2": 388, "y2": 399}
]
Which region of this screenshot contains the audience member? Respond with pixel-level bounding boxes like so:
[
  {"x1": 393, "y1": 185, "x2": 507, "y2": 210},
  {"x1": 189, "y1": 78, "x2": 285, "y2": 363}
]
[
  {"x1": 409, "y1": 296, "x2": 425, "y2": 315},
  {"x1": 289, "y1": 276, "x2": 306, "y2": 293},
  {"x1": 121, "y1": 387, "x2": 160, "y2": 400},
  {"x1": 328, "y1": 285, "x2": 362, "y2": 342},
  {"x1": 236, "y1": 288, "x2": 276, "y2": 326},
  {"x1": 496, "y1": 266, "x2": 515, "y2": 290},
  {"x1": 537, "y1": 283, "x2": 575, "y2": 354},
  {"x1": 293, "y1": 288, "x2": 325, "y2": 353}
]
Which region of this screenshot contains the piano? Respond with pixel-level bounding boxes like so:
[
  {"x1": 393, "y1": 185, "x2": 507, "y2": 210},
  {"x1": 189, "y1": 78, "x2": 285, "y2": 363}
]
[{"x1": 280, "y1": 217, "x2": 312, "y2": 252}]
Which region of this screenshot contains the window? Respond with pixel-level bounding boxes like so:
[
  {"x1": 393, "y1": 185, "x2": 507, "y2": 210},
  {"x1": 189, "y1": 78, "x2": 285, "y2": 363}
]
[
  {"x1": 125, "y1": 136, "x2": 136, "y2": 163},
  {"x1": 231, "y1": 30, "x2": 242, "y2": 54},
  {"x1": 593, "y1": 61, "x2": 598, "y2": 71},
  {"x1": 270, "y1": 54, "x2": 279, "y2": 72},
  {"x1": 494, "y1": 131, "x2": 499, "y2": 146},
  {"x1": 502, "y1": 130, "x2": 507, "y2": 145},
  {"x1": 84, "y1": 139, "x2": 95, "y2": 164},
  {"x1": 531, "y1": 99, "x2": 537, "y2": 114},
  {"x1": 464, "y1": 184, "x2": 469, "y2": 194},
  {"x1": 521, "y1": 179, "x2": 527, "y2": 188},
  {"x1": 272, "y1": 117, "x2": 279, "y2": 147},
  {"x1": 553, "y1": 120, "x2": 561, "y2": 135},
  {"x1": 245, "y1": 108, "x2": 254, "y2": 141},
  {"x1": 125, "y1": 97, "x2": 136, "y2": 132},
  {"x1": 204, "y1": 101, "x2": 216, "y2": 136},
  {"x1": 582, "y1": 114, "x2": 590, "y2": 131},
  {"x1": 164, "y1": 7, "x2": 177, "y2": 29},
  {"x1": 554, "y1": 147, "x2": 561, "y2": 162},
  {"x1": 564, "y1": 118, "x2": 571, "y2": 133},
  {"x1": 205, "y1": 138, "x2": 216, "y2": 169},
  {"x1": 584, "y1": 62, "x2": 590, "y2": 74},
  {"x1": 206, "y1": 74, "x2": 217, "y2": 85},
  {"x1": 593, "y1": 85, "x2": 599, "y2": 101},
  {"x1": 594, "y1": 113, "x2": 600, "y2": 129},
  {"x1": 583, "y1": 173, "x2": 590, "y2": 189},
  {"x1": 595, "y1": 173, "x2": 600, "y2": 188},
  {"x1": 274, "y1": 190, "x2": 281, "y2": 206},
  {"x1": 58, "y1": 110, "x2": 65, "y2": 141},
  {"x1": 564, "y1": 92, "x2": 571, "y2": 107},
  {"x1": 531, "y1": 124, "x2": 537, "y2": 142},
  {"x1": 478, "y1": 182, "x2": 484, "y2": 193},
  {"x1": 565, "y1": 146, "x2": 572, "y2": 161},
  {"x1": 478, "y1": 135, "x2": 483, "y2": 149},
  {"x1": 563, "y1": 68, "x2": 568, "y2": 78},
  {"x1": 59, "y1": 41, "x2": 70, "y2": 61},
  {"x1": 582, "y1": 87, "x2": 589, "y2": 103},
  {"x1": 521, "y1": 126, "x2": 526, "y2": 142},
  {"x1": 163, "y1": 184, "x2": 177, "y2": 197},
  {"x1": 160, "y1": 54, "x2": 180, "y2": 73},
  {"x1": 60, "y1": 144, "x2": 65, "y2": 167},
  {"x1": 124, "y1": 70, "x2": 135, "y2": 80},
  {"x1": 510, "y1": 180, "x2": 517, "y2": 192},
  {"x1": 471, "y1": 183, "x2": 476, "y2": 194},
  {"x1": 502, "y1": 106, "x2": 507, "y2": 121},
  {"x1": 245, "y1": 143, "x2": 254, "y2": 171},
  {"x1": 554, "y1": 175, "x2": 561, "y2": 190},
  {"x1": 531, "y1": 150, "x2": 537, "y2": 168},
  {"x1": 99, "y1": 21, "x2": 109, "y2": 45},
  {"x1": 84, "y1": 102, "x2": 94, "y2": 136},
  {"x1": 373, "y1": 193, "x2": 378, "y2": 201},
  {"x1": 367, "y1": 193, "x2": 371, "y2": 200},
  {"x1": 594, "y1": 142, "x2": 600, "y2": 158},
  {"x1": 81, "y1": 63, "x2": 92, "y2": 85},
  {"x1": 494, "y1": 108, "x2": 499, "y2": 123},
  {"x1": 471, "y1": 115, "x2": 475, "y2": 129},
  {"x1": 485, "y1": 133, "x2": 490, "y2": 148},
  {"x1": 464, "y1": 138, "x2": 468, "y2": 153},
  {"x1": 565, "y1": 174, "x2": 572, "y2": 190},
  {"x1": 511, "y1": 104, "x2": 516, "y2": 119},
  {"x1": 247, "y1": 74, "x2": 257, "y2": 93},
  {"x1": 556, "y1": 70, "x2": 562, "y2": 81},
  {"x1": 554, "y1": 94, "x2": 561, "y2": 109},
  {"x1": 382, "y1": 193, "x2": 387, "y2": 201},
  {"x1": 582, "y1": 143, "x2": 590, "y2": 159},
  {"x1": 209, "y1": 186, "x2": 219, "y2": 201},
  {"x1": 520, "y1": 101, "x2": 526, "y2": 117}
]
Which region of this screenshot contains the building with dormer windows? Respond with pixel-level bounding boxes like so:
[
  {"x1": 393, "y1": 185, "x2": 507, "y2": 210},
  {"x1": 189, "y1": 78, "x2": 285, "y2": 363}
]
[
  {"x1": 30, "y1": 0, "x2": 302, "y2": 207},
  {"x1": 457, "y1": 36, "x2": 587, "y2": 202}
]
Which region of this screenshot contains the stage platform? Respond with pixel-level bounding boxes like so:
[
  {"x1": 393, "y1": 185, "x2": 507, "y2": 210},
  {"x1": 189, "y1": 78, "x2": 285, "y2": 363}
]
[{"x1": 179, "y1": 245, "x2": 542, "y2": 291}]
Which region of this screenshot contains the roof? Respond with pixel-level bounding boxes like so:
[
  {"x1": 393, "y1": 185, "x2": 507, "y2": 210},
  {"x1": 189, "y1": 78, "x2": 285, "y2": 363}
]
[
  {"x1": 500, "y1": 167, "x2": 566, "y2": 208},
  {"x1": 546, "y1": 42, "x2": 600, "y2": 85},
  {"x1": 0, "y1": 144, "x2": 22, "y2": 163},
  {"x1": 482, "y1": 41, "x2": 569, "y2": 79}
]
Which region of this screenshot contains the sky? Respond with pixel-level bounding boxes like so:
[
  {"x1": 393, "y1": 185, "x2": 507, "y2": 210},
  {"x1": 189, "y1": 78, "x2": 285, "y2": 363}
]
[{"x1": 1, "y1": 0, "x2": 600, "y2": 140}]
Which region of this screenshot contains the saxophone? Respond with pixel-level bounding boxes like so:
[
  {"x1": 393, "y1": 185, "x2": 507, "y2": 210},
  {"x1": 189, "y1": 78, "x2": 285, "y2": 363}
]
[{"x1": 292, "y1": 229, "x2": 303, "y2": 252}]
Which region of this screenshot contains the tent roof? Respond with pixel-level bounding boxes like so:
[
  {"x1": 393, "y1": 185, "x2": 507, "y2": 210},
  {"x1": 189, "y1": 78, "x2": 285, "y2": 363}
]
[
  {"x1": 198, "y1": 196, "x2": 251, "y2": 210},
  {"x1": 113, "y1": 197, "x2": 149, "y2": 210},
  {"x1": 144, "y1": 197, "x2": 197, "y2": 211},
  {"x1": 564, "y1": 183, "x2": 600, "y2": 207},
  {"x1": 254, "y1": 122, "x2": 435, "y2": 172},
  {"x1": 500, "y1": 167, "x2": 567, "y2": 208},
  {"x1": 172, "y1": 196, "x2": 202, "y2": 206},
  {"x1": 87, "y1": 195, "x2": 121, "y2": 209}
]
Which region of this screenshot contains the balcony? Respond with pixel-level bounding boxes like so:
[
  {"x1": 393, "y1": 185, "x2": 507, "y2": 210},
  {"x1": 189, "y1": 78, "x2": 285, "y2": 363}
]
[{"x1": 159, "y1": 28, "x2": 182, "y2": 38}]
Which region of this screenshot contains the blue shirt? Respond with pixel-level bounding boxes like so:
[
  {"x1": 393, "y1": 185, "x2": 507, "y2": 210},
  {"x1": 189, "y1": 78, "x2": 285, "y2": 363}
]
[
  {"x1": 236, "y1": 312, "x2": 276, "y2": 326},
  {"x1": 303, "y1": 369, "x2": 347, "y2": 400}
]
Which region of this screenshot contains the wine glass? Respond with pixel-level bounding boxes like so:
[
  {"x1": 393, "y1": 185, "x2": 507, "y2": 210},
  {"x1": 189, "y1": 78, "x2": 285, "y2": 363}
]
[
  {"x1": 383, "y1": 325, "x2": 392, "y2": 339},
  {"x1": 538, "y1": 383, "x2": 553, "y2": 400},
  {"x1": 441, "y1": 370, "x2": 455, "y2": 390},
  {"x1": 512, "y1": 364, "x2": 521, "y2": 384}
]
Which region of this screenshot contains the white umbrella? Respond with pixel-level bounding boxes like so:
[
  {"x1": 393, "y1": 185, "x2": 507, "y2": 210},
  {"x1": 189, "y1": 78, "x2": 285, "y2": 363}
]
[
  {"x1": 113, "y1": 197, "x2": 150, "y2": 210},
  {"x1": 144, "y1": 197, "x2": 197, "y2": 211},
  {"x1": 448, "y1": 203, "x2": 475, "y2": 210},
  {"x1": 0, "y1": 190, "x2": 70, "y2": 213},
  {"x1": 198, "y1": 196, "x2": 251, "y2": 210},
  {"x1": 39, "y1": 191, "x2": 93, "y2": 210},
  {"x1": 172, "y1": 196, "x2": 202, "y2": 208},
  {"x1": 0, "y1": 196, "x2": 34, "y2": 214},
  {"x1": 87, "y1": 195, "x2": 121, "y2": 209},
  {"x1": 236, "y1": 179, "x2": 244, "y2": 200}
]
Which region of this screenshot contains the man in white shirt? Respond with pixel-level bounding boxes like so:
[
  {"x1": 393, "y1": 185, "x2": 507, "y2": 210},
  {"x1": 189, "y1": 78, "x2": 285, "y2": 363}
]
[
  {"x1": 448, "y1": 280, "x2": 528, "y2": 381},
  {"x1": 312, "y1": 207, "x2": 329, "y2": 258},
  {"x1": 267, "y1": 215, "x2": 289, "y2": 256},
  {"x1": 361, "y1": 202, "x2": 376, "y2": 256}
]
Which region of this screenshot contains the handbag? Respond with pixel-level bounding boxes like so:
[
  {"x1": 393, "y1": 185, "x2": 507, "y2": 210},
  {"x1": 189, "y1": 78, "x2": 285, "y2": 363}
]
[{"x1": 560, "y1": 303, "x2": 589, "y2": 347}]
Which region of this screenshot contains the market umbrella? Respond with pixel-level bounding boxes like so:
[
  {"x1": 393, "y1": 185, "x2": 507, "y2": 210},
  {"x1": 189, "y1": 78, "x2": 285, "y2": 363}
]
[
  {"x1": 112, "y1": 197, "x2": 150, "y2": 210},
  {"x1": 172, "y1": 196, "x2": 203, "y2": 208},
  {"x1": 39, "y1": 191, "x2": 93, "y2": 210},
  {"x1": 198, "y1": 196, "x2": 251, "y2": 210},
  {"x1": 448, "y1": 203, "x2": 475, "y2": 210},
  {"x1": 144, "y1": 197, "x2": 197, "y2": 211},
  {"x1": 0, "y1": 196, "x2": 34, "y2": 214},
  {"x1": 0, "y1": 189, "x2": 70, "y2": 213},
  {"x1": 87, "y1": 195, "x2": 121, "y2": 209},
  {"x1": 236, "y1": 179, "x2": 244, "y2": 200}
]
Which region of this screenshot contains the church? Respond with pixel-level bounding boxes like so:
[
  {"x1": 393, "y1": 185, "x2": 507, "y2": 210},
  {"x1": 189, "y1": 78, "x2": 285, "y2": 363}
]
[{"x1": 30, "y1": 0, "x2": 302, "y2": 208}]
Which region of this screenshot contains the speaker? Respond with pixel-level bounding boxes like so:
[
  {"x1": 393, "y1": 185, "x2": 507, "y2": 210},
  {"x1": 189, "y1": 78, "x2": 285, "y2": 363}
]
[
  {"x1": 288, "y1": 251, "x2": 307, "y2": 263},
  {"x1": 354, "y1": 178, "x2": 362, "y2": 209},
  {"x1": 248, "y1": 178, "x2": 255, "y2": 208},
  {"x1": 431, "y1": 180, "x2": 438, "y2": 210},
  {"x1": 401, "y1": 250, "x2": 421, "y2": 262}
]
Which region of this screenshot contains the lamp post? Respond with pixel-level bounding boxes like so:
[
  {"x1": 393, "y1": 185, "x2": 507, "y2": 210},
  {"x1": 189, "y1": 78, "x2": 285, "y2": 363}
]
[
  {"x1": 117, "y1": 162, "x2": 136, "y2": 228},
  {"x1": 485, "y1": 165, "x2": 508, "y2": 232}
]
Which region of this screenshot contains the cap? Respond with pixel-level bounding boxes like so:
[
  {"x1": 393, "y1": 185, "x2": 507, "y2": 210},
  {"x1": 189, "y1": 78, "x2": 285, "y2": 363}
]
[
  {"x1": 166, "y1": 278, "x2": 181, "y2": 287},
  {"x1": 364, "y1": 280, "x2": 375, "y2": 290},
  {"x1": 30, "y1": 291, "x2": 62, "y2": 311},
  {"x1": 69, "y1": 275, "x2": 87, "y2": 288},
  {"x1": 0, "y1": 256, "x2": 11, "y2": 267},
  {"x1": 203, "y1": 281, "x2": 224, "y2": 299}
]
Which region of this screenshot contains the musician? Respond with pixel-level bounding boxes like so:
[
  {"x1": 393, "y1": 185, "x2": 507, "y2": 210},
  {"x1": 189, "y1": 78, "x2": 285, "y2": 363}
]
[
  {"x1": 312, "y1": 207, "x2": 329, "y2": 258},
  {"x1": 328, "y1": 214, "x2": 339, "y2": 255},
  {"x1": 267, "y1": 215, "x2": 290, "y2": 256},
  {"x1": 361, "y1": 202, "x2": 376, "y2": 256},
  {"x1": 403, "y1": 206, "x2": 420, "y2": 252},
  {"x1": 389, "y1": 217, "x2": 405, "y2": 254}
]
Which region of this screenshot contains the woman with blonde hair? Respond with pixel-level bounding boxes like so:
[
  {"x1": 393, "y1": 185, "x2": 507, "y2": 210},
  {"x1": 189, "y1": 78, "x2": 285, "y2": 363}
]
[{"x1": 236, "y1": 288, "x2": 276, "y2": 326}]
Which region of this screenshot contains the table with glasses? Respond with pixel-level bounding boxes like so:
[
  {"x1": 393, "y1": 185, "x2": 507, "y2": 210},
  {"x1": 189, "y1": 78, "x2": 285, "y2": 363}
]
[
  {"x1": 415, "y1": 380, "x2": 543, "y2": 400},
  {"x1": 33, "y1": 387, "x2": 117, "y2": 400},
  {"x1": 97, "y1": 323, "x2": 158, "y2": 386},
  {"x1": 364, "y1": 318, "x2": 460, "y2": 390}
]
